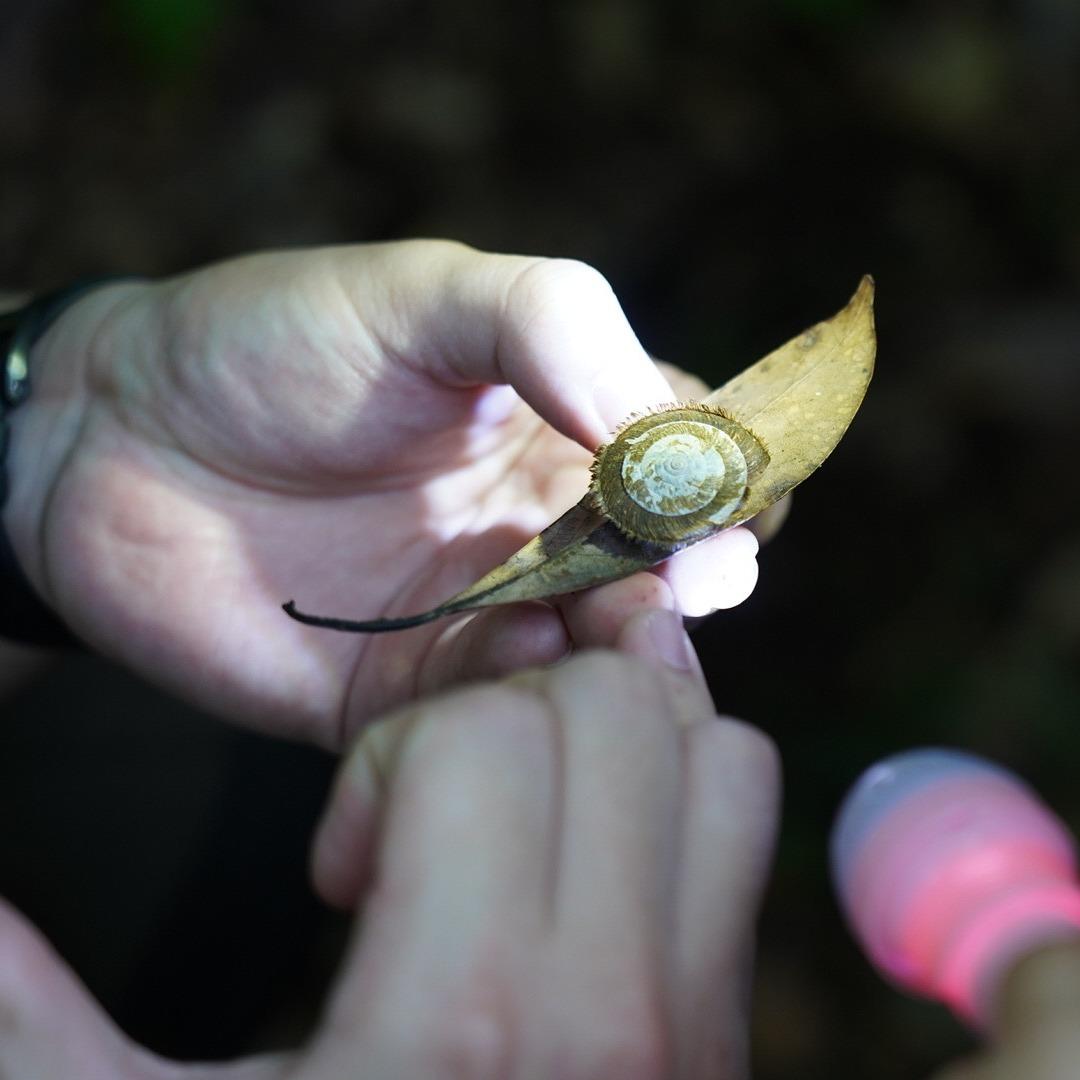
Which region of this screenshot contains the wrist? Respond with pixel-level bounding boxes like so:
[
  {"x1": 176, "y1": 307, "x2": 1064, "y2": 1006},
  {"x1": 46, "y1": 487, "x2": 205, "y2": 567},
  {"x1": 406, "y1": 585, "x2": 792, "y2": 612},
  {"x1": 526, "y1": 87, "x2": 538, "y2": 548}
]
[{"x1": 3, "y1": 281, "x2": 149, "y2": 611}]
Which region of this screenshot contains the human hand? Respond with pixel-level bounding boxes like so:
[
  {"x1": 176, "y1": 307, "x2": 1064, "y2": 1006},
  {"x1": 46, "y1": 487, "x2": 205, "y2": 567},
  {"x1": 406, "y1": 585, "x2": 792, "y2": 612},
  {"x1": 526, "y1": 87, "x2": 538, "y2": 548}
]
[
  {"x1": 930, "y1": 942, "x2": 1080, "y2": 1080},
  {"x1": 4, "y1": 242, "x2": 761, "y2": 746},
  {"x1": 0, "y1": 619, "x2": 780, "y2": 1080}
]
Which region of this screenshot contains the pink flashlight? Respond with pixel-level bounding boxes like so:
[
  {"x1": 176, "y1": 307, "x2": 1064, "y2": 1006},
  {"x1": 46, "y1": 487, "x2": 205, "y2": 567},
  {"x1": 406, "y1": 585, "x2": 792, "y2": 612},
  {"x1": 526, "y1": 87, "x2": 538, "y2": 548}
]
[{"x1": 831, "y1": 748, "x2": 1080, "y2": 1030}]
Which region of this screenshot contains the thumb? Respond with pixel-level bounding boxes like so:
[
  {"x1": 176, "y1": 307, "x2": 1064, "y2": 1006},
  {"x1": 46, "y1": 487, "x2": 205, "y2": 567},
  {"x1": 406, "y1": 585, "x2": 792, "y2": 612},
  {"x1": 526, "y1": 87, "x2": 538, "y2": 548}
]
[
  {"x1": 0, "y1": 896, "x2": 289, "y2": 1080},
  {"x1": 342, "y1": 242, "x2": 676, "y2": 449}
]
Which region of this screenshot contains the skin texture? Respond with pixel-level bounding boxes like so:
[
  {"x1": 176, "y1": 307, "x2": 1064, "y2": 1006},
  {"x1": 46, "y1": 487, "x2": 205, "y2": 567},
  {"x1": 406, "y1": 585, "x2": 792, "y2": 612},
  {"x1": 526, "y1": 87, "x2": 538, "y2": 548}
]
[
  {"x1": 9, "y1": 240, "x2": 1062, "y2": 1079},
  {"x1": 0, "y1": 632, "x2": 781, "y2": 1080},
  {"x1": 4, "y1": 241, "x2": 762, "y2": 749},
  {"x1": 0, "y1": 244, "x2": 778, "y2": 1078}
]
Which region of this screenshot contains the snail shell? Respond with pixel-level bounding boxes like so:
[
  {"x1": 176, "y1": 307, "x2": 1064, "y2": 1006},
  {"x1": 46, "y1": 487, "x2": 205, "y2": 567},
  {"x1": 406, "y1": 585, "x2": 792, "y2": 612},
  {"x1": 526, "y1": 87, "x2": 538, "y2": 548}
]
[{"x1": 589, "y1": 403, "x2": 769, "y2": 544}]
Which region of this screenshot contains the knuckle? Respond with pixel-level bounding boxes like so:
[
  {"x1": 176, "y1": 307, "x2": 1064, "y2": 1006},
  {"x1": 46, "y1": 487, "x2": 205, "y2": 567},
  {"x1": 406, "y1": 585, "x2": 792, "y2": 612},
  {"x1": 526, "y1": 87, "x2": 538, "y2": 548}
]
[
  {"x1": 535, "y1": 257, "x2": 612, "y2": 293},
  {"x1": 558, "y1": 650, "x2": 669, "y2": 719},
  {"x1": 506, "y1": 256, "x2": 614, "y2": 318},
  {"x1": 407, "y1": 237, "x2": 478, "y2": 271},
  {"x1": 565, "y1": 649, "x2": 639, "y2": 689},
  {"x1": 345, "y1": 972, "x2": 512, "y2": 1080},
  {"x1": 564, "y1": 1009, "x2": 670, "y2": 1080},
  {"x1": 407, "y1": 683, "x2": 553, "y2": 764},
  {"x1": 707, "y1": 716, "x2": 781, "y2": 788},
  {"x1": 425, "y1": 237, "x2": 474, "y2": 257},
  {"x1": 429, "y1": 1000, "x2": 511, "y2": 1079}
]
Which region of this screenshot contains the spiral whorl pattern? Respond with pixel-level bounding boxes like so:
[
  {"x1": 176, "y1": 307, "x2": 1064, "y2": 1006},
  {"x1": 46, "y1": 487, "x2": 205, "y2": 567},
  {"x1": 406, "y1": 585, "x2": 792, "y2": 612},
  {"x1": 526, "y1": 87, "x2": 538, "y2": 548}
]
[{"x1": 590, "y1": 404, "x2": 768, "y2": 544}]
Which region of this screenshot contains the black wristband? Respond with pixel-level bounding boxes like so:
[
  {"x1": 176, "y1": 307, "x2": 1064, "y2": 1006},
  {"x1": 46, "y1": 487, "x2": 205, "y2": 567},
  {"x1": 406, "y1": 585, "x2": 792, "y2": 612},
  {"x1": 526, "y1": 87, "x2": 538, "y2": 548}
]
[{"x1": 0, "y1": 278, "x2": 137, "y2": 649}]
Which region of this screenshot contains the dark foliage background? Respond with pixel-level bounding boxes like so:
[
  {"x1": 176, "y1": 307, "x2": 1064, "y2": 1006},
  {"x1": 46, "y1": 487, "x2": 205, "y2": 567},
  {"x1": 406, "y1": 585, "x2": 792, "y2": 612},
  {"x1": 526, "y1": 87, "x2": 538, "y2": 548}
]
[{"x1": 2, "y1": 2, "x2": 1080, "y2": 1076}]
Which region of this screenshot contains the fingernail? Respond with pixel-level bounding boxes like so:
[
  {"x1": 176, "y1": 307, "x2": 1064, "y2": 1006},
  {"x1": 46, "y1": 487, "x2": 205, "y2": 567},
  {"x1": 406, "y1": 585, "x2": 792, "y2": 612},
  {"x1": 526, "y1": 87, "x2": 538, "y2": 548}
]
[
  {"x1": 646, "y1": 608, "x2": 696, "y2": 672},
  {"x1": 591, "y1": 382, "x2": 636, "y2": 434}
]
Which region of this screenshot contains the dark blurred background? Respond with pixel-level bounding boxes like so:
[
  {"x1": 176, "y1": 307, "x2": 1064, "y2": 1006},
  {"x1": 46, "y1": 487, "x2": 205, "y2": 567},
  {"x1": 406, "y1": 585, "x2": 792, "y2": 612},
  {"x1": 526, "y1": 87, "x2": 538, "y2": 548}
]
[{"x1": 2, "y1": 1, "x2": 1080, "y2": 1076}]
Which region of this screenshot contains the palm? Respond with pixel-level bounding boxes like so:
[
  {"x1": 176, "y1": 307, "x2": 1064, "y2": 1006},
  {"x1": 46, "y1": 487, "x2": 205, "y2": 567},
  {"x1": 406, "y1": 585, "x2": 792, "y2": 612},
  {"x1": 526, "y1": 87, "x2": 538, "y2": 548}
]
[
  {"x1": 45, "y1": 249, "x2": 602, "y2": 745},
  {"x1": 40, "y1": 244, "x2": 757, "y2": 748}
]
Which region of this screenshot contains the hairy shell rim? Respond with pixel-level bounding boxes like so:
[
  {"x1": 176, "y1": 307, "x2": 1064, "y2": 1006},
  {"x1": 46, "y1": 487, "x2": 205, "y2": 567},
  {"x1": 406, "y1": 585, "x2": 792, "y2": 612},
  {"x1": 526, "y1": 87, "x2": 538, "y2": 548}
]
[{"x1": 587, "y1": 401, "x2": 770, "y2": 544}]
